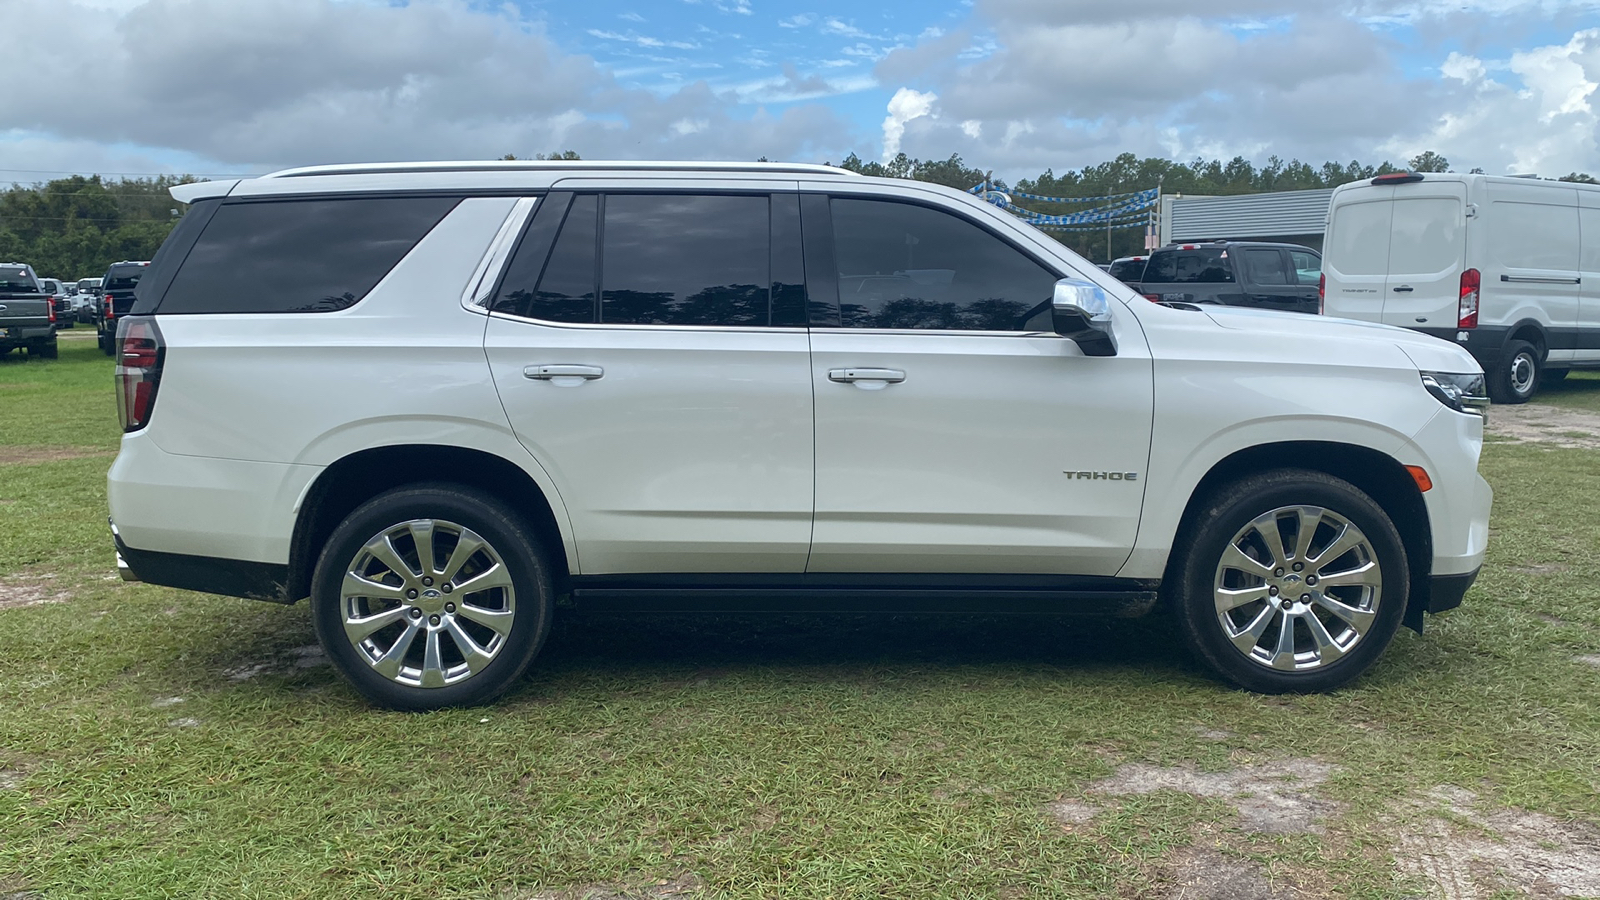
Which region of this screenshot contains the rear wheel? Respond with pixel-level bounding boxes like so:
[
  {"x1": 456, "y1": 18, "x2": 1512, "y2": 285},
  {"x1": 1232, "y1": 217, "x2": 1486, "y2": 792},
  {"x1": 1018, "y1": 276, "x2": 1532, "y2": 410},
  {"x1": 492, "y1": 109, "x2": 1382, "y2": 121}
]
[
  {"x1": 1169, "y1": 469, "x2": 1408, "y2": 693},
  {"x1": 1488, "y1": 339, "x2": 1540, "y2": 404},
  {"x1": 98, "y1": 330, "x2": 114, "y2": 355},
  {"x1": 31, "y1": 341, "x2": 57, "y2": 360},
  {"x1": 311, "y1": 483, "x2": 554, "y2": 710}
]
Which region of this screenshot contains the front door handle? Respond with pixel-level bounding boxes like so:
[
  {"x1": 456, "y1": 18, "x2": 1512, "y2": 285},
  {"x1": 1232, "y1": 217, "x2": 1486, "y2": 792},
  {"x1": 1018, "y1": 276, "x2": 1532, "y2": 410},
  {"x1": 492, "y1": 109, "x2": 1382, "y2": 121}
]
[
  {"x1": 524, "y1": 364, "x2": 604, "y2": 382},
  {"x1": 1392, "y1": 285, "x2": 1414, "y2": 293},
  {"x1": 828, "y1": 367, "x2": 906, "y2": 385}
]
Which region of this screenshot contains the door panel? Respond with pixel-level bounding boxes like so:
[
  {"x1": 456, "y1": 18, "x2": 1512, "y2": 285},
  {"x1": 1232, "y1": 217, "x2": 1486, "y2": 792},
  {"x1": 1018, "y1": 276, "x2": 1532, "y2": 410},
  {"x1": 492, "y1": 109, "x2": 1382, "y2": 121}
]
[
  {"x1": 1481, "y1": 185, "x2": 1581, "y2": 361},
  {"x1": 1323, "y1": 187, "x2": 1395, "y2": 321},
  {"x1": 805, "y1": 193, "x2": 1154, "y2": 576},
  {"x1": 1578, "y1": 198, "x2": 1600, "y2": 362},
  {"x1": 1381, "y1": 187, "x2": 1468, "y2": 329},
  {"x1": 808, "y1": 331, "x2": 1154, "y2": 574}
]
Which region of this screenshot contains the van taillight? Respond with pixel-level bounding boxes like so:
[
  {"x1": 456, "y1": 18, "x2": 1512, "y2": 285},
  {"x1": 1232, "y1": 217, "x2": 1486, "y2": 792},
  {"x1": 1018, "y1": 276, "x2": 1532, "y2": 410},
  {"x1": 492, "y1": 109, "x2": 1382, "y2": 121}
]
[
  {"x1": 1458, "y1": 268, "x2": 1480, "y2": 329},
  {"x1": 1317, "y1": 273, "x2": 1325, "y2": 315},
  {"x1": 116, "y1": 317, "x2": 164, "y2": 433}
]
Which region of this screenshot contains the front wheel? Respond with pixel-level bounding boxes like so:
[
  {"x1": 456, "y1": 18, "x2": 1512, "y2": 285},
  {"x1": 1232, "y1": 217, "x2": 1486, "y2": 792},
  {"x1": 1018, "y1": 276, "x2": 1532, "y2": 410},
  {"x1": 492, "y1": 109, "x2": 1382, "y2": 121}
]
[
  {"x1": 1488, "y1": 339, "x2": 1540, "y2": 404},
  {"x1": 311, "y1": 483, "x2": 554, "y2": 710},
  {"x1": 1169, "y1": 469, "x2": 1408, "y2": 693}
]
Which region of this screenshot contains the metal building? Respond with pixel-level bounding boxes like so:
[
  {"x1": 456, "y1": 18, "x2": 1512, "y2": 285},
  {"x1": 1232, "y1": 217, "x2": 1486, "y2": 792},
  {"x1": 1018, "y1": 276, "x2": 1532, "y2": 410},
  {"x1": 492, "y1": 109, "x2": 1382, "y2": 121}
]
[{"x1": 1158, "y1": 188, "x2": 1333, "y2": 252}]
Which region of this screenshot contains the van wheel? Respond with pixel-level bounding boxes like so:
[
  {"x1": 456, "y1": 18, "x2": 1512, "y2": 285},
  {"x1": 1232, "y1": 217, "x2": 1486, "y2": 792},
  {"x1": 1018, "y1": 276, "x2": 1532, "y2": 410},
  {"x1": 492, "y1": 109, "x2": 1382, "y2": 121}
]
[
  {"x1": 310, "y1": 483, "x2": 554, "y2": 710},
  {"x1": 1489, "y1": 339, "x2": 1540, "y2": 404},
  {"x1": 1169, "y1": 469, "x2": 1408, "y2": 693}
]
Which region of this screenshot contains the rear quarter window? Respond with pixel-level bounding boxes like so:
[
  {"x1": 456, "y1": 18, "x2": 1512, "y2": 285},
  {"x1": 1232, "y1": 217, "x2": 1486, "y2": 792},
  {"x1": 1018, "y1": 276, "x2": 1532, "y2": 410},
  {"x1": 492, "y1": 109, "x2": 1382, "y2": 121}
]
[{"x1": 155, "y1": 196, "x2": 460, "y2": 314}]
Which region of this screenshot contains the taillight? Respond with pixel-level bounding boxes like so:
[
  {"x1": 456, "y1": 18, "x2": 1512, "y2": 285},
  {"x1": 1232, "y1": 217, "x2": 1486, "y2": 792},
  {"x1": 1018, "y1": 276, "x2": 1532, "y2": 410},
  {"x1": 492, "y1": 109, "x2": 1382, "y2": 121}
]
[
  {"x1": 1317, "y1": 273, "x2": 1325, "y2": 315},
  {"x1": 1458, "y1": 268, "x2": 1480, "y2": 329},
  {"x1": 115, "y1": 317, "x2": 164, "y2": 433},
  {"x1": 104, "y1": 295, "x2": 114, "y2": 320},
  {"x1": 47, "y1": 300, "x2": 55, "y2": 323},
  {"x1": 1142, "y1": 293, "x2": 1160, "y2": 302}
]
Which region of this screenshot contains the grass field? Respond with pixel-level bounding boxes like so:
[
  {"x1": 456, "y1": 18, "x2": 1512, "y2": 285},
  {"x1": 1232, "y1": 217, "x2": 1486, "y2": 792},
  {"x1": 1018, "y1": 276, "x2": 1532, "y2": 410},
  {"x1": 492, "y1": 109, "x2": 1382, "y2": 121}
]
[{"x1": 2, "y1": 339, "x2": 1599, "y2": 899}]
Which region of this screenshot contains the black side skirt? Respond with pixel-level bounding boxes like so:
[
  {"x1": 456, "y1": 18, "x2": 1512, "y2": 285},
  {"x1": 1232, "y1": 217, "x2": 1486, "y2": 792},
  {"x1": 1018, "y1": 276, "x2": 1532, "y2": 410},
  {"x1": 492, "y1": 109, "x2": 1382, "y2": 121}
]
[{"x1": 116, "y1": 536, "x2": 294, "y2": 604}]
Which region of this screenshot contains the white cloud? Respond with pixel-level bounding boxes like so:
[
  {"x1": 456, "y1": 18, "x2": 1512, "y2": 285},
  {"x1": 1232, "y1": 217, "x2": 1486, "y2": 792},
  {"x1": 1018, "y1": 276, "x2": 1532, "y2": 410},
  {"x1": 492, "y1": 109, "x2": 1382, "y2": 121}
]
[
  {"x1": 882, "y1": 87, "x2": 938, "y2": 158},
  {"x1": 779, "y1": 13, "x2": 815, "y2": 28}
]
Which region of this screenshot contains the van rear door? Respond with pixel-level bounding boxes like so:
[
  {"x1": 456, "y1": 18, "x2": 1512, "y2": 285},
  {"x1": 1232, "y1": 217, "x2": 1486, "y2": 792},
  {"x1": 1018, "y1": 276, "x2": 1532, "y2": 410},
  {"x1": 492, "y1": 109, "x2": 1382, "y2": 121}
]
[
  {"x1": 1322, "y1": 185, "x2": 1394, "y2": 321},
  {"x1": 1381, "y1": 181, "x2": 1467, "y2": 329}
]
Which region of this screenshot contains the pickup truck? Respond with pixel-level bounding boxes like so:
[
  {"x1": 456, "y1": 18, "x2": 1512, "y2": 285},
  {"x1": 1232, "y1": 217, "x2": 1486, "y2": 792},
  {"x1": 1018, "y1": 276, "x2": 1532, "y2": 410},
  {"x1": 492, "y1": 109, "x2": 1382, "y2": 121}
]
[
  {"x1": 95, "y1": 261, "x2": 150, "y2": 355},
  {"x1": 0, "y1": 263, "x2": 58, "y2": 359},
  {"x1": 1134, "y1": 241, "x2": 1322, "y2": 315}
]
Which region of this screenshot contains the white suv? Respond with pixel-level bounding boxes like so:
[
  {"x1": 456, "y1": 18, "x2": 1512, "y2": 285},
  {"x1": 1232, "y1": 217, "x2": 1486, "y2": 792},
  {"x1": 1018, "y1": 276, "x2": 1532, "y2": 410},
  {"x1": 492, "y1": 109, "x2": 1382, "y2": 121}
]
[{"x1": 108, "y1": 160, "x2": 1493, "y2": 709}]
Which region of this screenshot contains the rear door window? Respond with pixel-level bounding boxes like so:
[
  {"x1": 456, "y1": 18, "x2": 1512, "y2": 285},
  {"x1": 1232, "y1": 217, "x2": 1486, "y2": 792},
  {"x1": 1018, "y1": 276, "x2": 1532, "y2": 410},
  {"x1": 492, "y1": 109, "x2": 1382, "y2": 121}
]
[
  {"x1": 1242, "y1": 249, "x2": 1289, "y2": 285},
  {"x1": 156, "y1": 196, "x2": 460, "y2": 313},
  {"x1": 1388, "y1": 198, "x2": 1465, "y2": 278},
  {"x1": 601, "y1": 194, "x2": 771, "y2": 326},
  {"x1": 1142, "y1": 248, "x2": 1235, "y2": 284},
  {"x1": 1327, "y1": 201, "x2": 1392, "y2": 276}
]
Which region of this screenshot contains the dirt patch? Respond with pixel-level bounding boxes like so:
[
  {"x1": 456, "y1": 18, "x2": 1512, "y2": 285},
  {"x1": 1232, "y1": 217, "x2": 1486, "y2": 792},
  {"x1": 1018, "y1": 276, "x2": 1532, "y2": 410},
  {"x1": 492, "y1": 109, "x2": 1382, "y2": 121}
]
[
  {"x1": 1044, "y1": 798, "x2": 1098, "y2": 827},
  {"x1": 0, "y1": 770, "x2": 22, "y2": 791},
  {"x1": 1158, "y1": 847, "x2": 1296, "y2": 900},
  {"x1": 0, "y1": 574, "x2": 71, "y2": 611},
  {"x1": 1485, "y1": 404, "x2": 1600, "y2": 449},
  {"x1": 1087, "y1": 759, "x2": 1337, "y2": 834},
  {"x1": 0, "y1": 446, "x2": 115, "y2": 466},
  {"x1": 1395, "y1": 787, "x2": 1600, "y2": 899},
  {"x1": 1575, "y1": 654, "x2": 1600, "y2": 669}
]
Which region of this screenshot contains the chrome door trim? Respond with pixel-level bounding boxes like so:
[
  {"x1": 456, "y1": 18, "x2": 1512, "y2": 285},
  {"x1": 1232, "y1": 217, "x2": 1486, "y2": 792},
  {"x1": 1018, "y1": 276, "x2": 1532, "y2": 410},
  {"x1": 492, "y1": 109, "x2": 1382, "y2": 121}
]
[{"x1": 460, "y1": 196, "x2": 540, "y2": 313}]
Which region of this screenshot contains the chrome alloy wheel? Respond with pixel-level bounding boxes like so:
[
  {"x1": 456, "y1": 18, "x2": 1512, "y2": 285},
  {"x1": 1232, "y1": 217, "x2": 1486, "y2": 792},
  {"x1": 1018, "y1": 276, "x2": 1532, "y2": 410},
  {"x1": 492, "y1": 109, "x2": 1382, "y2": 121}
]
[
  {"x1": 1213, "y1": 506, "x2": 1382, "y2": 672},
  {"x1": 340, "y1": 519, "x2": 516, "y2": 688}
]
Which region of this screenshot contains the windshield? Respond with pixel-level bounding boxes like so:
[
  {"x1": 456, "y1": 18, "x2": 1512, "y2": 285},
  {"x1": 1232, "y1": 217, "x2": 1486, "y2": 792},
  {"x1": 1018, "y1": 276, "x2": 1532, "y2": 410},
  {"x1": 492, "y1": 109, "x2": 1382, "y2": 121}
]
[{"x1": 0, "y1": 267, "x2": 39, "y2": 292}]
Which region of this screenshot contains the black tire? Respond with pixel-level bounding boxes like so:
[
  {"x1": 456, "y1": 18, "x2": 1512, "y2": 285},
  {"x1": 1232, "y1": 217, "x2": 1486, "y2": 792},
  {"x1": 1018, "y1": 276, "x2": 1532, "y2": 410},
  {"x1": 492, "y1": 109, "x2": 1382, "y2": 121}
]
[
  {"x1": 1488, "y1": 339, "x2": 1540, "y2": 404},
  {"x1": 32, "y1": 341, "x2": 57, "y2": 360},
  {"x1": 310, "y1": 483, "x2": 554, "y2": 710},
  {"x1": 98, "y1": 331, "x2": 114, "y2": 355},
  {"x1": 1168, "y1": 469, "x2": 1409, "y2": 693}
]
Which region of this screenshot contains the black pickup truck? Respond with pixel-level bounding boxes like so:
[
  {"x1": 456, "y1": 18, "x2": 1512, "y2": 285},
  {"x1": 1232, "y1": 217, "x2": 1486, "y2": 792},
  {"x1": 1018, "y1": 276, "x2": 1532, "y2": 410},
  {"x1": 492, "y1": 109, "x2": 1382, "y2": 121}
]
[
  {"x1": 1133, "y1": 241, "x2": 1322, "y2": 314},
  {"x1": 0, "y1": 263, "x2": 58, "y2": 359},
  {"x1": 95, "y1": 261, "x2": 150, "y2": 355}
]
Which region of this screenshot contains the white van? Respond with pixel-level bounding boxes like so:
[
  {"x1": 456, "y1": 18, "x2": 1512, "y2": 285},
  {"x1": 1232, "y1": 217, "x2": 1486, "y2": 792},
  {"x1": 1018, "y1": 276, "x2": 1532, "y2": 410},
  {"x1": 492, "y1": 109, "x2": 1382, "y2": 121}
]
[{"x1": 1322, "y1": 172, "x2": 1600, "y2": 403}]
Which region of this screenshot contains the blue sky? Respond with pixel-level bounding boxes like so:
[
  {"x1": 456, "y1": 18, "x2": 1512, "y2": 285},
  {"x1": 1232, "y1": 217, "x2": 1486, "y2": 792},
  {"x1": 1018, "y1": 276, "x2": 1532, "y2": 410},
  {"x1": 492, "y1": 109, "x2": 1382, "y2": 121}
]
[{"x1": 1, "y1": 0, "x2": 1597, "y2": 182}]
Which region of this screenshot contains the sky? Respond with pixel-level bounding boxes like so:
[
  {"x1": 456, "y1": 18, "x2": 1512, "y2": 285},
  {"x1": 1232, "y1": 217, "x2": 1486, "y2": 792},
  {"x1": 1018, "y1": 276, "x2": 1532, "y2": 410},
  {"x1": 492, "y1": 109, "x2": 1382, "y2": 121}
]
[{"x1": 1, "y1": 0, "x2": 1598, "y2": 184}]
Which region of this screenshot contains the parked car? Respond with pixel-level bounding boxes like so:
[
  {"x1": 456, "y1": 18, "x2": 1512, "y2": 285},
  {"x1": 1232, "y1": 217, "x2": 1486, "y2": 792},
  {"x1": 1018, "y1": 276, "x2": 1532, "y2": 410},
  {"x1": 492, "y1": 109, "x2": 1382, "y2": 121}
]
[
  {"x1": 1106, "y1": 255, "x2": 1148, "y2": 286},
  {"x1": 38, "y1": 278, "x2": 74, "y2": 328},
  {"x1": 108, "y1": 160, "x2": 1491, "y2": 709},
  {"x1": 96, "y1": 261, "x2": 149, "y2": 354},
  {"x1": 73, "y1": 277, "x2": 102, "y2": 322},
  {"x1": 1134, "y1": 241, "x2": 1322, "y2": 314},
  {"x1": 0, "y1": 263, "x2": 58, "y2": 358},
  {"x1": 1322, "y1": 171, "x2": 1600, "y2": 404}
]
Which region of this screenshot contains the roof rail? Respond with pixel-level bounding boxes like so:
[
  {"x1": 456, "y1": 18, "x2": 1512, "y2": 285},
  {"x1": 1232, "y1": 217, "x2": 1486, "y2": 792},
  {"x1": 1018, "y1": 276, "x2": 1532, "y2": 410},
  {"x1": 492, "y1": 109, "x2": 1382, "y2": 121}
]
[{"x1": 258, "y1": 160, "x2": 859, "y2": 179}]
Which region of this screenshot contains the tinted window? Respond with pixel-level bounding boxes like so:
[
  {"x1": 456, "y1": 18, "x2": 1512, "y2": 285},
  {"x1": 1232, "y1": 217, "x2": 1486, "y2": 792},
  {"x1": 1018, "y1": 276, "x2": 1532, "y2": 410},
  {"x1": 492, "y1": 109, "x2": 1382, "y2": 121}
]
[
  {"x1": 1289, "y1": 249, "x2": 1321, "y2": 286},
  {"x1": 158, "y1": 196, "x2": 459, "y2": 314},
  {"x1": 1143, "y1": 248, "x2": 1235, "y2": 284},
  {"x1": 0, "y1": 267, "x2": 37, "y2": 292},
  {"x1": 1327, "y1": 200, "x2": 1392, "y2": 276},
  {"x1": 103, "y1": 264, "x2": 147, "y2": 291},
  {"x1": 828, "y1": 198, "x2": 1058, "y2": 330},
  {"x1": 601, "y1": 194, "x2": 770, "y2": 326},
  {"x1": 492, "y1": 194, "x2": 597, "y2": 323},
  {"x1": 1244, "y1": 249, "x2": 1288, "y2": 285},
  {"x1": 1107, "y1": 257, "x2": 1147, "y2": 284}
]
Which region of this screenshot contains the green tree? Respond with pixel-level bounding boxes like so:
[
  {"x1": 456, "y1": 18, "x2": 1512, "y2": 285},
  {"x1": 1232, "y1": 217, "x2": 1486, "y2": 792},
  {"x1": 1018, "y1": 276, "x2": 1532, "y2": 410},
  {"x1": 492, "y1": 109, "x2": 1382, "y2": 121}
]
[{"x1": 1408, "y1": 151, "x2": 1450, "y2": 172}]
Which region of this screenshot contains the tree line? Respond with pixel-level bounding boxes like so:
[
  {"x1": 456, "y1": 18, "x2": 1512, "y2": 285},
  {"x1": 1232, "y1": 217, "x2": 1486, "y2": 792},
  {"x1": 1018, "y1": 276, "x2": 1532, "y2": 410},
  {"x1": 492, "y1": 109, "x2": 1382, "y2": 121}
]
[{"x1": 3, "y1": 151, "x2": 1595, "y2": 277}]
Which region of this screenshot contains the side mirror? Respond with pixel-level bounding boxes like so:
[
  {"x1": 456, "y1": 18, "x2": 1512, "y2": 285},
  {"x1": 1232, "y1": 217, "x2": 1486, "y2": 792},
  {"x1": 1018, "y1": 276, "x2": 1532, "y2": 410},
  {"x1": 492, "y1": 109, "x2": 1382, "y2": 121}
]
[{"x1": 1052, "y1": 278, "x2": 1117, "y2": 357}]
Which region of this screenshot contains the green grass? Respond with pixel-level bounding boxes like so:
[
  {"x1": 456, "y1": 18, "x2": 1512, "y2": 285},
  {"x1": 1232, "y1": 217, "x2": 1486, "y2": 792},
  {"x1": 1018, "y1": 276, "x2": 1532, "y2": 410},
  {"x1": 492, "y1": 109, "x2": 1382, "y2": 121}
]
[
  {"x1": 2, "y1": 345, "x2": 1598, "y2": 898},
  {"x1": 1539, "y1": 368, "x2": 1600, "y2": 413}
]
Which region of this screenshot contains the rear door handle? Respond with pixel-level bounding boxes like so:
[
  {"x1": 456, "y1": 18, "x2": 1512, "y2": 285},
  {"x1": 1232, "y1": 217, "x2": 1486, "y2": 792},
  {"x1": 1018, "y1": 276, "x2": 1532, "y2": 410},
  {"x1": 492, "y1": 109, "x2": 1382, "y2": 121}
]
[
  {"x1": 828, "y1": 367, "x2": 906, "y2": 384},
  {"x1": 1392, "y1": 285, "x2": 1414, "y2": 293},
  {"x1": 524, "y1": 364, "x2": 604, "y2": 382}
]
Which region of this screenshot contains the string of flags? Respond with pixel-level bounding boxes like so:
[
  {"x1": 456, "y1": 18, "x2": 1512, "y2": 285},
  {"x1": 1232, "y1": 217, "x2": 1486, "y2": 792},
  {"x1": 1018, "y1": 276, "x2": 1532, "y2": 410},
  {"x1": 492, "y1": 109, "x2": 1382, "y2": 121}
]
[{"x1": 968, "y1": 181, "x2": 1158, "y2": 228}]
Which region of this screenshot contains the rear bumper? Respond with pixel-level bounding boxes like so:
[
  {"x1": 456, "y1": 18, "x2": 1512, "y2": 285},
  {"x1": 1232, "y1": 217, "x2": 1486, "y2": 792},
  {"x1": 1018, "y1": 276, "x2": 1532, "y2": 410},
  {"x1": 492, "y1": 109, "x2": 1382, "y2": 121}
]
[
  {"x1": 0, "y1": 325, "x2": 55, "y2": 347},
  {"x1": 113, "y1": 525, "x2": 293, "y2": 603},
  {"x1": 1417, "y1": 325, "x2": 1511, "y2": 368}
]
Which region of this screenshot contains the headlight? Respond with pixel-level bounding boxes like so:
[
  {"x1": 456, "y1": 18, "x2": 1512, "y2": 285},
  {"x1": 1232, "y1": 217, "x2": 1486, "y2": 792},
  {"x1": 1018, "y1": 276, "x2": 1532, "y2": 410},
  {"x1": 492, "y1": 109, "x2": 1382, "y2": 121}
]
[{"x1": 1420, "y1": 371, "x2": 1489, "y2": 417}]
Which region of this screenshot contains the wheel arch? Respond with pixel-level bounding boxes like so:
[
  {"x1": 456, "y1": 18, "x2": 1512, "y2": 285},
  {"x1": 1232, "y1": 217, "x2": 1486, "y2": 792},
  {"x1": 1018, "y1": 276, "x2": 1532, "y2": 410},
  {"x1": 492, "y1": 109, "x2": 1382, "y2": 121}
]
[
  {"x1": 1505, "y1": 318, "x2": 1547, "y2": 357},
  {"x1": 287, "y1": 444, "x2": 573, "y2": 603},
  {"x1": 1164, "y1": 441, "x2": 1433, "y2": 633}
]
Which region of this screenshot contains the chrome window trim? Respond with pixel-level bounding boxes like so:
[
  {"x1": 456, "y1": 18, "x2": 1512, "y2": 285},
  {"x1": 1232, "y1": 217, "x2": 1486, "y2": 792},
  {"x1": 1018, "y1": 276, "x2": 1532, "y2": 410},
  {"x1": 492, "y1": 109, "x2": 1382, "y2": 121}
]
[{"x1": 460, "y1": 196, "x2": 540, "y2": 314}]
